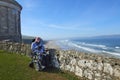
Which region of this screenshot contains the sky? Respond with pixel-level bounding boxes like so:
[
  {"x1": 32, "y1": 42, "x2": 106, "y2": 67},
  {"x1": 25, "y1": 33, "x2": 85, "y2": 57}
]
[{"x1": 16, "y1": 0, "x2": 120, "y2": 40}]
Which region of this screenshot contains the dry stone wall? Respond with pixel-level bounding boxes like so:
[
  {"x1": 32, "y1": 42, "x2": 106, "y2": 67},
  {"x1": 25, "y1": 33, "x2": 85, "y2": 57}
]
[
  {"x1": 0, "y1": 41, "x2": 31, "y2": 56},
  {"x1": 54, "y1": 50, "x2": 120, "y2": 80}
]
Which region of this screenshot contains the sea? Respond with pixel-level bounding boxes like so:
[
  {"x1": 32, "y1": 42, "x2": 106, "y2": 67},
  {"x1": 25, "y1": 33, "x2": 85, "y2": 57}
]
[{"x1": 56, "y1": 37, "x2": 120, "y2": 58}]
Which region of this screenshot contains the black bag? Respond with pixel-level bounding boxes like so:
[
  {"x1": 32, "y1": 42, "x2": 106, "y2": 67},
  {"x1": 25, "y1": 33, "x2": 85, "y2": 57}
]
[{"x1": 41, "y1": 54, "x2": 51, "y2": 68}]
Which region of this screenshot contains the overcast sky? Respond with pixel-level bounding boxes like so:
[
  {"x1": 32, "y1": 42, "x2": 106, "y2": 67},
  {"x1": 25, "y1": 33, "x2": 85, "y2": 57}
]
[{"x1": 17, "y1": 0, "x2": 120, "y2": 40}]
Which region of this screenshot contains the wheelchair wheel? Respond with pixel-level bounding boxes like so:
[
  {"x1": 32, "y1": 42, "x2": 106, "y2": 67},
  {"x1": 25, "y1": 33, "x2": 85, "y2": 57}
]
[{"x1": 34, "y1": 62, "x2": 40, "y2": 71}]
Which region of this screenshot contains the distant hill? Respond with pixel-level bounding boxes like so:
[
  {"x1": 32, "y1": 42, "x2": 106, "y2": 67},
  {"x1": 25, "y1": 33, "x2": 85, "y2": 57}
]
[
  {"x1": 22, "y1": 35, "x2": 35, "y2": 39},
  {"x1": 22, "y1": 35, "x2": 35, "y2": 44},
  {"x1": 69, "y1": 34, "x2": 120, "y2": 40},
  {"x1": 22, "y1": 35, "x2": 48, "y2": 44},
  {"x1": 92, "y1": 34, "x2": 120, "y2": 39}
]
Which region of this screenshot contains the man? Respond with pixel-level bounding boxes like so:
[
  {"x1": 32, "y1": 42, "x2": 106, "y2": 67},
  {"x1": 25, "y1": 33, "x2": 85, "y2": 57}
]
[
  {"x1": 30, "y1": 37, "x2": 45, "y2": 70},
  {"x1": 31, "y1": 37, "x2": 45, "y2": 54}
]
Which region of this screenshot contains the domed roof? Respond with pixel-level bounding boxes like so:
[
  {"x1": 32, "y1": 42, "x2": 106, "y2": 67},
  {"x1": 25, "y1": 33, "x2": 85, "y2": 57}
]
[{"x1": 0, "y1": 0, "x2": 22, "y2": 9}]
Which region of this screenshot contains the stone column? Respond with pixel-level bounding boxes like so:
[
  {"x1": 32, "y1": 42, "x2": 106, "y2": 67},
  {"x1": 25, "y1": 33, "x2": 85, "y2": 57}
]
[{"x1": 0, "y1": 6, "x2": 8, "y2": 34}]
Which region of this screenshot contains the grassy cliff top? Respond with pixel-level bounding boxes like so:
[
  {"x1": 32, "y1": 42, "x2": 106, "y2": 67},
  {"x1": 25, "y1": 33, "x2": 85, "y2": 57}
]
[{"x1": 0, "y1": 50, "x2": 80, "y2": 80}]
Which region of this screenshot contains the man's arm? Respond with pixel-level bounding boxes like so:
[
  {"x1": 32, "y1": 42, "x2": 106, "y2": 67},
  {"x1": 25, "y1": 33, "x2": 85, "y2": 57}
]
[{"x1": 31, "y1": 42, "x2": 36, "y2": 52}]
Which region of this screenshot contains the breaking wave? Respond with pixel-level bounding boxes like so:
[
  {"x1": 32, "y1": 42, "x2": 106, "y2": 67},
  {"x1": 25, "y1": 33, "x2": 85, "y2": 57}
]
[{"x1": 57, "y1": 39, "x2": 120, "y2": 57}]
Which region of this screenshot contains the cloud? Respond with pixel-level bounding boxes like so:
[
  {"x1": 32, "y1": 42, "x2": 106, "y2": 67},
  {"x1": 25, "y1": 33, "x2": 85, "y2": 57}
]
[
  {"x1": 41, "y1": 23, "x2": 95, "y2": 32},
  {"x1": 48, "y1": 24, "x2": 69, "y2": 29},
  {"x1": 21, "y1": 17, "x2": 95, "y2": 32}
]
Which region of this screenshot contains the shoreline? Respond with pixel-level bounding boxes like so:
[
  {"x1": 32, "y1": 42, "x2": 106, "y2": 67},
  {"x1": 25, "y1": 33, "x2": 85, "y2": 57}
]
[{"x1": 45, "y1": 40, "x2": 120, "y2": 59}]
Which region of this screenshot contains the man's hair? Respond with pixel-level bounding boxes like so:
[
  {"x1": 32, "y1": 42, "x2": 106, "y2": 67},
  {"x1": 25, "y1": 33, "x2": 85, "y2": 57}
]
[
  {"x1": 32, "y1": 38, "x2": 35, "y2": 42},
  {"x1": 35, "y1": 37, "x2": 41, "y2": 42}
]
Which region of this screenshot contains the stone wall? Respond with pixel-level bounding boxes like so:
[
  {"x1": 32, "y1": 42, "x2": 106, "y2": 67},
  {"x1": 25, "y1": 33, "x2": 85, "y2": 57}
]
[
  {"x1": 0, "y1": 41, "x2": 120, "y2": 80},
  {"x1": 0, "y1": 41, "x2": 31, "y2": 56},
  {"x1": 53, "y1": 50, "x2": 120, "y2": 80}
]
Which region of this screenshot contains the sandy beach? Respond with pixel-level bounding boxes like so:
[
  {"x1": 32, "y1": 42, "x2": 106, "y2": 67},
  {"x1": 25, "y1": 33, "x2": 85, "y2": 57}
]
[{"x1": 44, "y1": 40, "x2": 61, "y2": 50}]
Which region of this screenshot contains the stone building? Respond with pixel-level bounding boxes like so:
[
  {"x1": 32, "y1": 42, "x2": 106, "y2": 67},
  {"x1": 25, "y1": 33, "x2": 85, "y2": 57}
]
[{"x1": 0, "y1": 0, "x2": 22, "y2": 42}]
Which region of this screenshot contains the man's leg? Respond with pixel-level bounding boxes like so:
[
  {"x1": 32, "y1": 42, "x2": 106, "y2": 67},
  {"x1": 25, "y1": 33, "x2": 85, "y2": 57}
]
[{"x1": 29, "y1": 52, "x2": 34, "y2": 68}]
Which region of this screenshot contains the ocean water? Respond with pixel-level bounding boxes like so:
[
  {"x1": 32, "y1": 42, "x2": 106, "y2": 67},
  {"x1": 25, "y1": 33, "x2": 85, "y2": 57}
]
[{"x1": 56, "y1": 37, "x2": 120, "y2": 58}]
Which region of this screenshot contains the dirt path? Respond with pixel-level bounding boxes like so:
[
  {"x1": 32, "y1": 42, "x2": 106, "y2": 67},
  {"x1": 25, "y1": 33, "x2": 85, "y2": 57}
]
[{"x1": 33, "y1": 72, "x2": 67, "y2": 80}]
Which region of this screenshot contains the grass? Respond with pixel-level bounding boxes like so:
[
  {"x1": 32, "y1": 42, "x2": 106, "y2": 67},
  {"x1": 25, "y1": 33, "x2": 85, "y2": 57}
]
[{"x1": 0, "y1": 50, "x2": 80, "y2": 80}]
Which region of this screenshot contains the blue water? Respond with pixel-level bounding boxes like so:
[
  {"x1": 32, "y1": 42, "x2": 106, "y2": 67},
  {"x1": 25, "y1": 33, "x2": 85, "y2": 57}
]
[{"x1": 56, "y1": 37, "x2": 120, "y2": 58}]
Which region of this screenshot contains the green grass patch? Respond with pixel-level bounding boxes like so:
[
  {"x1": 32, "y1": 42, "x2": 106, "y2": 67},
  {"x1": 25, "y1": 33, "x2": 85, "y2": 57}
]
[
  {"x1": 0, "y1": 50, "x2": 80, "y2": 80},
  {"x1": 0, "y1": 50, "x2": 33, "y2": 80}
]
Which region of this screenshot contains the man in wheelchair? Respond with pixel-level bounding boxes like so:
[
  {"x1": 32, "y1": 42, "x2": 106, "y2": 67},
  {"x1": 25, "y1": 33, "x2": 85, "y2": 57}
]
[{"x1": 30, "y1": 37, "x2": 47, "y2": 70}]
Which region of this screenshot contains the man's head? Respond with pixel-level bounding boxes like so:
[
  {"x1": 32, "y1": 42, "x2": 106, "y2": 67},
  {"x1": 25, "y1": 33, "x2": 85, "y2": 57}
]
[{"x1": 35, "y1": 37, "x2": 41, "y2": 43}]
